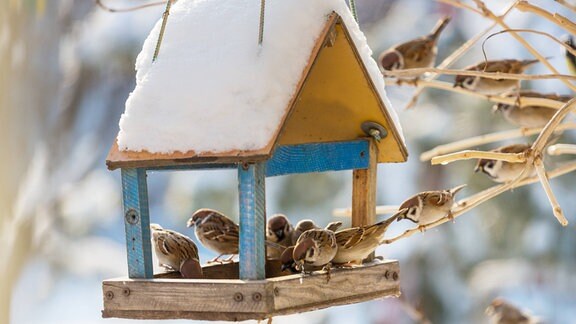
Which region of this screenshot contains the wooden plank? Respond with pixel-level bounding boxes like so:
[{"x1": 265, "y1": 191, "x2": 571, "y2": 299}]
[
  {"x1": 102, "y1": 278, "x2": 273, "y2": 314},
  {"x1": 238, "y1": 163, "x2": 267, "y2": 280},
  {"x1": 154, "y1": 260, "x2": 289, "y2": 280},
  {"x1": 351, "y1": 139, "x2": 378, "y2": 262},
  {"x1": 270, "y1": 260, "x2": 399, "y2": 311},
  {"x1": 102, "y1": 260, "x2": 400, "y2": 321},
  {"x1": 121, "y1": 168, "x2": 153, "y2": 279},
  {"x1": 266, "y1": 140, "x2": 370, "y2": 177}
]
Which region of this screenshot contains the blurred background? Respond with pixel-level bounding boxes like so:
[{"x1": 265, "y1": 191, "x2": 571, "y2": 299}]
[{"x1": 2, "y1": 0, "x2": 576, "y2": 323}]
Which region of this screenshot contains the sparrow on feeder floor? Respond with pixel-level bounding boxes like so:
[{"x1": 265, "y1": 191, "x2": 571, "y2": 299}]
[
  {"x1": 485, "y1": 297, "x2": 540, "y2": 324},
  {"x1": 292, "y1": 223, "x2": 340, "y2": 273},
  {"x1": 266, "y1": 214, "x2": 294, "y2": 260},
  {"x1": 187, "y1": 208, "x2": 239, "y2": 263},
  {"x1": 378, "y1": 16, "x2": 451, "y2": 74},
  {"x1": 396, "y1": 184, "x2": 467, "y2": 231},
  {"x1": 493, "y1": 91, "x2": 571, "y2": 128},
  {"x1": 291, "y1": 219, "x2": 319, "y2": 245},
  {"x1": 453, "y1": 59, "x2": 540, "y2": 95},
  {"x1": 150, "y1": 223, "x2": 203, "y2": 279},
  {"x1": 474, "y1": 143, "x2": 535, "y2": 183},
  {"x1": 331, "y1": 213, "x2": 400, "y2": 265}
]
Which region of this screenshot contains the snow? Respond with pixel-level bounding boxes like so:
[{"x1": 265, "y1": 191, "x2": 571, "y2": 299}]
[{"x1": 117, "y1": 0, "x2": 405, "y2": 154}]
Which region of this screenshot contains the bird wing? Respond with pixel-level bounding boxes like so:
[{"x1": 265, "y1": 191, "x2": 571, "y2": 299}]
[
  {"x1": 395, "y1": 39, "x2": 432, "y2": 63},
  {"x1": 336, "y1": 228, "x2": 365, "y2": 249}
]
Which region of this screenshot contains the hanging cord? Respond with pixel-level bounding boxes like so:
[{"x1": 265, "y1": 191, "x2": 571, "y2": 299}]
[
  {"x1": 258, "y1": 0, "x2": 266, "y2": 45},
  {"x1": 349, "y1": 0, "x2": 358, "y2": 22},
  {"x1": 153, "y1": 0, "x2": 173, "y2": 62},
  {"x1": 95, "y1": 0, "x2": 167, "y2": 13}
]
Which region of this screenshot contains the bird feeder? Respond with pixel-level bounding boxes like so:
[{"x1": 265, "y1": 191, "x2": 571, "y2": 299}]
[{"x1": 102, "y1": 2, "x2": 407, "y2": 320}]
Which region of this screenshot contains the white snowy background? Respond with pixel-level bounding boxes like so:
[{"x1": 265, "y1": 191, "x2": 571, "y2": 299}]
[{"x1": 3, "y1": 0, "x2": 576, "y2": 323}]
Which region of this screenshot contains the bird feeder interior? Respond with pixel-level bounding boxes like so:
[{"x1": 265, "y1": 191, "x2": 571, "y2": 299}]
[{"x1": 103, "y1": 9, "x2": 407, "y2": 321}]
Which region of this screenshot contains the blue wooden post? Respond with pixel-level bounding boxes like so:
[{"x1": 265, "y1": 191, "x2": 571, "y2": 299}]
[
  {"x1": 121, "y1": 168, "x2": 153, "y2": 279},
  {"x1": 238, "y1": 162, "x2": 266, "y2": 280}
]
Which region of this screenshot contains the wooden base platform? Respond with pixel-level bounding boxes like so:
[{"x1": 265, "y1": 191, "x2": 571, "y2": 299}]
[{"x1": 102, "y1": 260, "x2": 400, "y2": 321}]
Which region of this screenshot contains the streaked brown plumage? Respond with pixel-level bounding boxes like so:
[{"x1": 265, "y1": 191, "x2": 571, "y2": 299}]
[
  {"x1": 291, "y1": 219, "x2": 319, "y2": 245},
  {"x1": 396, "y1": 184, "x2": 467, "y2": 229},
  {"x1": 493, "y1": 91, "x2": 571, "y2": 128},
  {"x1": 379, "y1": 17, "x2": 451, "y2": 73},
  {"x1": 187, "y1": 208, "x2": 239, "y2": 262},
  {"x1": 332, "y1": 213, "x2": 400, "y2": 264},
  {"x1": 266, "y1": 214, "x2": 294, "y2": 259},
  {"x1": 475, "y1": 144, "x2": 534, "y2": 183},
  {"x1": 486, "y1": 298, "x2": 540, "y2": 324},
  {"x1": 454, "y1": 59, "x2": 540, "y2": 95},
  {"x1": 293, "y1": 226, "x2": 338, "y2": 270},
  {"x1": 150, "y1": 223, "x2": 203, "y2": 279}
]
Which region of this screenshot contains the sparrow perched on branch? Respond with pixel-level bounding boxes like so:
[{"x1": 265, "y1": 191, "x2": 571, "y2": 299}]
[
  {"x1": 187, "y1": 208, "x2": 239, "y2": 263},
  {"x1": 493, "y1": 91, "x2": 571, "y2": 128},
  {"x1": 378, "y1": 16, "x2": 451, "y2": 73},
  {"x1": 474, "y1": 144, "x2": 535, "y2": 183},
  {"x1": 396, "y1": 184, "x2": 467, "y2": 231},
  {"x1": 150, "y1": 224, "x2": 203, "y2": 279},
  {"x1": 291, "y1": 219, "x2": 319, "y2": 245},
  {"x1": 292, "y1": 222, "x2": 341, "y2": 271},
  {"x1": 485, "y1": 298, "x2": 540, "y2": 324},
  {"x1": 454, "y1": 59, "x2": 540, "y2": 95},
  {"x1": 266, "y1": 214, "x2": 294, "y2": 260},
  {"x1": 332, "y1": 213, "x2": 400, "y2": 264}
]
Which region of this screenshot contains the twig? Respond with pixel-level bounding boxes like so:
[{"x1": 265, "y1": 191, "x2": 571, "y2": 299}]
[
  {"x1": 405, "y1": 1, "x2": 518, "y2": 109},
  {"x1": 431, "y1": 150, "x2": 527, "y2": 165},
  {"x1": 555, "y1": 0, "x2": 576, "y2": 13},
  {"x1": 383, "y1": 67, "x2": 576, "y2": 82},
  {"x1": 532, "y1": 98, "x2": 576, "y2": 153},
  {"x1": 383, "y1": 160, "x2": 576, "y2": 244},
  {"x1": 152, "y1": 0, "x2": 173, "y2": 62},
  {"x1": 420, "y1": 123, "x2": 576, "y2": 161},
  {"x1": 516, "y1": 1, "x2": 576, "y2": 35},
  {"x1": 333, "y1": 205, "x2": 400, "y2": 217},
  {"x1": 483, "y1": 29, "x2": 576, "y2": 58},
  {"x1": 534, "y1": 156, "x2": 568, "y2": 226},
  {"x1": 95, "y1": 0, "x2": 166, "y2": 12},
  {"x1": 547, "y1": 144, "x2": 576, "y2": 155},
  {"x1": 387, "y1": 79, "x2": 567, "y2": 109},
  {"x1": 437, "y1": 0, "x2": 483, "y2": 14}
]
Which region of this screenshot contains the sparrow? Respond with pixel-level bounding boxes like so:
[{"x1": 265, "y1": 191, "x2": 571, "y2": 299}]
[
  {"x1": 378, "y1": 16, "x2": 451, "y2": 73},
  {"x1": 266, "y1": 214, "x2": 294, "y2": 260},
  {"x1": 396, "y1": 184, "x2": 467, "y2": 230},
  {"x1": 564, "y1": 35, "x2": 576, "y2": 75},
  {"x1": 279, "y1": 246, "x2": 323, "y2": 274},
  {"x1": 150, "y1": 223, "x2": 203, "y2": 279},
  {"x1": 187, "y1": 208, "x2": 239, "y2": 263},
  {"x1": 493, "y1": 91, "x2": 571, "y2": 128},
  {"x1": 454, "y1": 59, "x2": 540, "y2": 95},
  {"x1": 292, "y1": 222, "x2": 340, "y2": 271},
  {"x1": 474, "y1": 143, "x2": 535, "y2": 183},
  {"x1": 486, "y1": 298, "x2": 540, "y2": 324},
  {"x1": 332, "y1": 213, "x2": 400, "y2": 265},
  {"x1": 291, "y1": 219, "x2": 319, "y2": 245}
]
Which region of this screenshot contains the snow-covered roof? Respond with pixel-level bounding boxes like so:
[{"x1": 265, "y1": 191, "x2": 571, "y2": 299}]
[{"x1": 108, "y1": 0, "x2": 407, "y2": 169}]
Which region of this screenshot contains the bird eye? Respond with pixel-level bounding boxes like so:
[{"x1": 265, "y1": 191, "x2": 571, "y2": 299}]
[
  {"x1": 410, "y1": 208, "x2": 417, "y2": 216},
  {"x1": 464, "y1": 77, "x2": 475, "y2": 87},
  {"x1": 486, "y1": 161, "x2": 495, "y2": 169},
  {"x1": 308, "y1": 248, "x2": 315, "y2": 258}
]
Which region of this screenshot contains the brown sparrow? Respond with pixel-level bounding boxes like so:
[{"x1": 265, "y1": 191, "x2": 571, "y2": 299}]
[
  {"x1": 486, "y1": 298, "x2": 540, "y2": 324},
  {"x1": 291, "y1": 219, "x2": 319, "y2": 245},
  {"x1": 494, "y1": 91, "x2": 571, "y2": 128},
  {"x1": 332, "y1": 213, "x2": 400, "y2": 264},
  {"x1": 475, "y1": 143, "x2": 535, "y2": 183},
  {"x1": 150, "y1": 224, "x2": 203, "y2": 279},
  {"x1": 187, "y1": 208, "x2": 239, "y2": 263},
  {"x1": 379, "y1": 16, "x2": 451, "y2": 73},
  {"x1": 454, "y1": 59, "x2": 540, "y2": 95},
  {"x1": 292, "y1": 224, "x2": 339, "y2": 271},
  {"x1": 396, "y1": 184, "x2": 467, "y2": 230},
  {"x1": 266, "y1": 214, "x2": 294, "y2": 260}
]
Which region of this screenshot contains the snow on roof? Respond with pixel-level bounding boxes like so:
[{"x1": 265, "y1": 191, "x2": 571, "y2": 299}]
[{"x1": 117, "y1": 0, "x2": 404, "y2": 154}]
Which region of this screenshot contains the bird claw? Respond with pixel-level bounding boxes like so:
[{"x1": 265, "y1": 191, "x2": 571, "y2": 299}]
[
  {"x1": 322, "y1": 264, "x2": 332, "y2": 283},
  {"x1": 418, "y1": 225, "x2": 427, "y2": 233}
]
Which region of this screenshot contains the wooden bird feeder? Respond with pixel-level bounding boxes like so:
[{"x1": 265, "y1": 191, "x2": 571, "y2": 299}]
[{"x1": 103, "y1": 12, "x2": 407, "y2": 321}]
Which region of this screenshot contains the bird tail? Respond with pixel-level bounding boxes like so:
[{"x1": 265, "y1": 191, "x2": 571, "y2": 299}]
[
  {"x1": 564, "y1": 35, "x2": 576, "y2": 75},
  {"x1": 449, "y1": 184, "x2": 467, "y2": 196},
  {"x1": 521, "y1": 58, "x2": 549, "y2": 67},
  {"x1": 429, "y1": 16, "x2": 451, "y2": 40}
]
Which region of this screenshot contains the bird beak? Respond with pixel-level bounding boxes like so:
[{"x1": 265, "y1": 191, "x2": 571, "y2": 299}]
[
  {"x1": 474, "y1": 165, "x2": 481, "y2": 173},
  {"x1": 186, "y1": 219, "x2": 195, "y2": 228},
  {"x1": 394, "y1": 208, "x2": 407, "y2": 221},
  {"x1": 281, "y1": 263, "x2": 290, "y2": 272},
  {"x1": 453, "y1": 80, "x2": 461, "y2": 88},
  {"x1": 275, "y1": 229, "x2": 284, "y2": 239}
]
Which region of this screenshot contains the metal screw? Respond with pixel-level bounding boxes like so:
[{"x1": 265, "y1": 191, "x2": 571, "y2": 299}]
[
  {"x1": 105, "y1": 291, "x2": 115, "y2": 300},
  {"x1": 273, "y1": 287, "x2": 280, "y2": 296},
  {"x1": 233, "y1": 292, "x2": 244, "y2": 302},
  {"x1": 392, "y1": 271, "x2": 399, "y2": 281},
  {"x1": 122, "y1": 288, "x2": 131, "y2": 297},
  {"x1": 384, "y1": 270, "x2": 390, "y2": 280},
  {"x1": 125, "y1": 209, "x2": 139, "y2": 225},
  {"x1": 252, "y1": 292, "x2": 262, "y2": 302}
]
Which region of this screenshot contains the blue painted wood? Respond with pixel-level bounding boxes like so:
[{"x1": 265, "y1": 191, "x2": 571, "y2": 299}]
[
  {"x1": 145, "y1": 163, "x2": 236, "y2": 172},
  {"x1": 238, "y1": 163, "x2": 266, "y2": 280},
  {"x1": 121, "y1": 168, "x2": 154, "y2": 279},
  {"x1": 266, "y1": 140, "x2": 370, "y2": 177}
]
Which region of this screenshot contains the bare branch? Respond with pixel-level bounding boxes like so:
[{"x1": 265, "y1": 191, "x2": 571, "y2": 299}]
[
  {"x1": 95, "y1": 0, "x2": 167, "y2": 12},
  {"x1": 383, "y1": 67, "x2": 576, "y2": 82},
  {"x1": 516, "y1": 1, "x2": 576, "y2": 35},
  {"x1": 431, "y1": 150, "x2": 527, "y2": 165},
  {"x1": 555, "y1": 0, "x2": 576, "y2": 13},
  {"x1": 547, "y1": 144, "x2": 576, "y2": 155},
  {"x1": 483, "y1": 29, "x2": 576, "y2": 58},
  {"x1": 534, "y1": 157, "x2": 568, "y2": 226}
]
